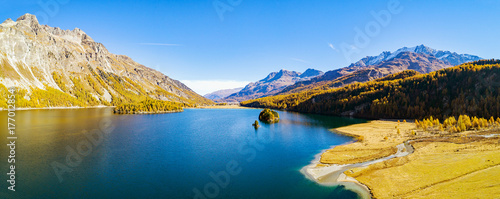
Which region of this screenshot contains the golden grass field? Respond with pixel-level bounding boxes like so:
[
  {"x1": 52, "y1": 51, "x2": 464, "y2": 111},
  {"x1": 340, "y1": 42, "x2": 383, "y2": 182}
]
[
  {"x1": 321, "y1": 120, "x2": 415, "y2": 164},
  {"x1": 323, "y1": 120, "x2": 500, "y2": 199}
]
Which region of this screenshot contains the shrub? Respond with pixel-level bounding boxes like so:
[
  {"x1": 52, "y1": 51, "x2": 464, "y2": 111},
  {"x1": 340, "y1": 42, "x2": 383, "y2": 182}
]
[{"x1": 259, "y1": 109, "x2": 280, "y2": 123}]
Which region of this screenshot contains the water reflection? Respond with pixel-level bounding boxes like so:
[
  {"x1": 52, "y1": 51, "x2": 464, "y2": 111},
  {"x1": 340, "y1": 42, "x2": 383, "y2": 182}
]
[{"x1": 0, "y1": 108, "x2": 366, "y2": 199}]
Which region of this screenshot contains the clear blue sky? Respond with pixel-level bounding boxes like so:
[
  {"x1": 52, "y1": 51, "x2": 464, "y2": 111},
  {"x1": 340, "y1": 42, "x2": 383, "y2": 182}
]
[{"x1": 1, "y1": 0, "x2": 499, "y2": 94}]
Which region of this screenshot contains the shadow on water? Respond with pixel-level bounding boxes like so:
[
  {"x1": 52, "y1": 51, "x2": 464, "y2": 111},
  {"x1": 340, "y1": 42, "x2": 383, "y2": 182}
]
[
  {"x1": 324, "y1": 185, "x2": 361, "y2": 199},
  {"x1": 277, "y1": 110, "x2": 369, "y2": 129},
  {"x1": 0, "y1": 108, "x2": 369, "y2": 199}
]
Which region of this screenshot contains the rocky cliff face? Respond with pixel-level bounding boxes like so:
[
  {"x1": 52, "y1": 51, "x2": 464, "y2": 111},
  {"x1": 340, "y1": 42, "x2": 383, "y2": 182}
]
[{"x1": 0, "y1": 14, "x2": 212, "y2": 107}]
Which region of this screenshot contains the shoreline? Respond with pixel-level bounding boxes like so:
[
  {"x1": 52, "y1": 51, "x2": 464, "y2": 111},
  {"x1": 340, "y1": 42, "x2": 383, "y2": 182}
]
[
  {"x1": 0, "y1": 105, "x2": 113, "y2": 111},
  {"x1": 301, "y1": 137, "x2": 414, "y2": 199},
  {"x1": 300, "y1": 147, "x2": 373, "y2": 199},
  {"x1": 1, "y1": 105, "x2": 253, "y2": 111},
  {"x1": 300, "y1": 120, "x2": 420, "y2": 199},
  {"x1": 114, "y1": 109, "x2": 184, "y2": 114},
  {"x1": 192, "y1": 105, "x2": 255, "y2": 109},
  {"x1": 304, "y1": 120, "x2": 500, "y2": 198}
]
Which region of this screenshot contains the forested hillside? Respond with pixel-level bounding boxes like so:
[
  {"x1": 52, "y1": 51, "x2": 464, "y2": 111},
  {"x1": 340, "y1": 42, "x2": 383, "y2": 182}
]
[
  {"x1": 276, "y1": 44, "x2": 484, "y2": 96},
  {"x1": 0, "y1": 14, "x2": 213, "y2": 109},
  {"x1": 241, "y1": 60, "x2": 500, "y2": 120},
  {"x1": 113, "y1": 99, "x2": 186, "y2": 114}
]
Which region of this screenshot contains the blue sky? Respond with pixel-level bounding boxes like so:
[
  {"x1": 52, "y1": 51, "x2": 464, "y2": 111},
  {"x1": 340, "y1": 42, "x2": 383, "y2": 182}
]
[{"x1": 1, "y1": 0, "x2": 499, "y2": 94}]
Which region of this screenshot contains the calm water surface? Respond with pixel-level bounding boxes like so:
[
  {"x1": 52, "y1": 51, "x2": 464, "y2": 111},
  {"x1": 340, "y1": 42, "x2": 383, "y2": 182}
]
[{"x1": 0, "y1": 108, "x2": 366, "y2": 199}]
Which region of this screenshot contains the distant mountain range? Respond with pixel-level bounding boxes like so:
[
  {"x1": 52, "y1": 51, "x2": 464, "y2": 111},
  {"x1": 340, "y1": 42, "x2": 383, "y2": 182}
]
[
  {"x1": 0, "y1": 14, "x2": 485, "y2": 107},
  {"x1": 221, "y1": 45, "x2": 482, "y2": 102},
  {"x1": 222, "y1": 68, "x2": 323, "y2": 102},
  {"x1": 349, "y1": 44, "x2": 481, "y2": 68},
  {"x1": 278, "y1": 45, "x2": 482, "y2": 95},
  {"x1": 0, "y1": 14, "x2": 212, "y2": 108},
  {"x1": 241, "y1": 59, "x2": 500, "y2": 120},
  {"x1": 204, "y1": 87, "x2": 243, "y2": 101}
]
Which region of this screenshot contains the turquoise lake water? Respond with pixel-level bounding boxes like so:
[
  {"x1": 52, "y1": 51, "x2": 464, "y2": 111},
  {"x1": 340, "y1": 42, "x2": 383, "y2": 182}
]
[{"x1": 0, "y1": 108, "x2": 367, "y2": 199}]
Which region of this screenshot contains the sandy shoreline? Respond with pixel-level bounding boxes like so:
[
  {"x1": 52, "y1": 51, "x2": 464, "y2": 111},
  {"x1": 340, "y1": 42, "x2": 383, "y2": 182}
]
[
  {"x1": 303, "y1": 120, "x2": 500, "y2": 198},
  {"x1": 300, "y1": 149, "x2": 373, "y2": 199},
  {"x1": 301, "y1": 138, "x2": 413, "y2": 199}
]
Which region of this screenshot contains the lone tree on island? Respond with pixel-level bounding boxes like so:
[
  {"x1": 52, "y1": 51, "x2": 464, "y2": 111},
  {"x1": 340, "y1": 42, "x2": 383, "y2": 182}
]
[{"x1": 252, "y1": 120, "x2": 260, "y2": 129}]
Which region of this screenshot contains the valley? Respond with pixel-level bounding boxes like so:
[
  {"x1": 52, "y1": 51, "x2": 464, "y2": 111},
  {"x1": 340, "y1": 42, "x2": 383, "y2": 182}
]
[{"x1": 0, "y1": 5, "x2": 498, "y2": 198}]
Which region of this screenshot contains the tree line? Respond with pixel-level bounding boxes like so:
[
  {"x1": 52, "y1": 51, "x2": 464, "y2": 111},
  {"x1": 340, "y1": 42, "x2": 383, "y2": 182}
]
[
  {"x1": 415, "y1": 115, "x2": 500, "y2": 133},
  {"x1": 241, "y1": 59, "x2": 500, "y2": 120},
  {"x1": 113, "y1": 99, "x2": 186, "y2": 114},
  {"x1": 0, "y1": 66, "x2": 213, "y2": 109}
]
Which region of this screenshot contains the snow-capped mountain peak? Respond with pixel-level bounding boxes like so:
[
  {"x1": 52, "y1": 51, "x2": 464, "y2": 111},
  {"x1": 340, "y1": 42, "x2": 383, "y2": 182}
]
[{"x1": 349, "y1": 45, "x2": 482, "y2": 68}]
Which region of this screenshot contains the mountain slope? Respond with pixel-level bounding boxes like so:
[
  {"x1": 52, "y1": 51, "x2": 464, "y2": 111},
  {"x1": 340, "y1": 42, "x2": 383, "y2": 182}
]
[
  {"x1": 223, "y1": 68, "x2": 323, "y2": 102},
  {"x1": 204, "y1": 87, "x2": 243, "y2": 100},
  {"x1": 279, "y1": 45, "x2": 482, "y2": 95},
  {"x1": 279, "y1": 52, "x2": 452, "y2": 94},
  {"x1": 241, "y1": 60, "x2": 500, "y2": 120},
  {"x1": 349, "y1": 44, "x2": 482, "y2": 68},
  {"x1": 0, "y1": 14, "x2": 213, "y2": 108}
]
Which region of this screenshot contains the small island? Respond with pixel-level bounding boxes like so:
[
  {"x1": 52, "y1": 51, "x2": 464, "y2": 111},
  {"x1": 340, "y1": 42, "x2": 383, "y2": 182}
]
[
  {"x1": 252, "y1": 120, "x2": 260, "y2": 129},
  {"x1": 259, "y1": 109, "x2": 279, "y2": 123},
  {"x1": 114, "y1": 99, "x2": 184, "y2": 114}
]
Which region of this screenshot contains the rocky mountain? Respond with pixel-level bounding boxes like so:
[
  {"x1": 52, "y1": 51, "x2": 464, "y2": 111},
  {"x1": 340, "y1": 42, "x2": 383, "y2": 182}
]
[
  {"x1": 0, "y1": 14, "x2": 212, "y2": 108},
  {"x1": 278, "y1": 45, "x2": 481, "y2": 95},
  {"x1": 204, "y1": 87, "x2": 243, "y2": 101},
  {"x1": 241, "y1": 60, "x2": 500, "y2": 120},
  {"x1": 299, "y1": 68, "x2": 324, "y2": 79},
  {"x1": 223, "y1": 68, "x2": 323, "y2": 102},
  {"x1": 349, "y1": 44, "x2": 482, "y2": 68},
  {"x1": 280, "y1": 52, "x2": 452, "y2": 94}
]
